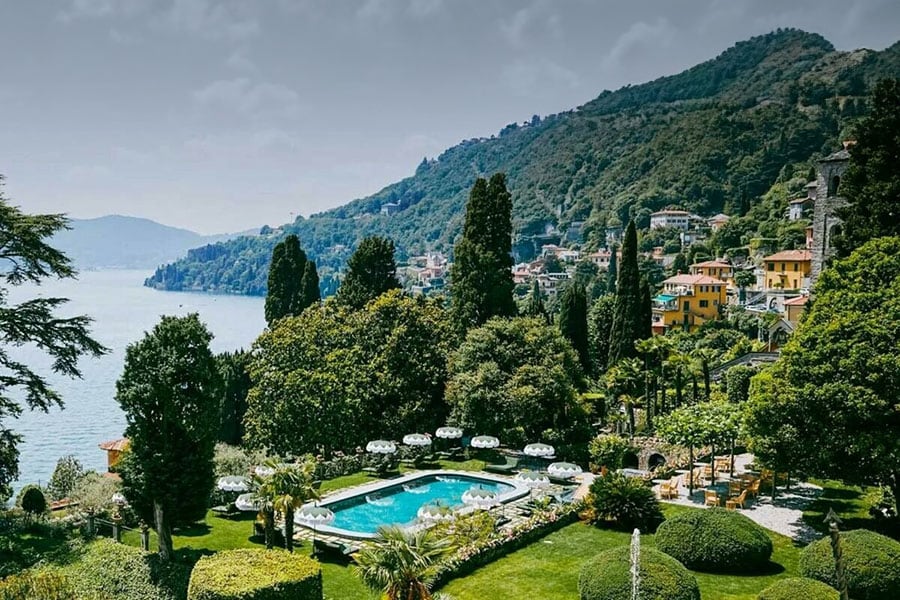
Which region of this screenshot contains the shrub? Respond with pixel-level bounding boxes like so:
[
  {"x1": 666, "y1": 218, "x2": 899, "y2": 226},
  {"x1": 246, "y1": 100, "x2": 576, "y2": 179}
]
[
  {"x1": 757, "y1": 577, "x2": 839, "y2": 600},
  {"x1": 588, "y1": 435, "x2": 632, "y2": 471},
  {"x1": 59, "y1": 538, "x2": 189, "y2": 600},
  {"x1": 579, "y1": 545, "x2": 700, "y2": 600},
  {"x1": 0, "y1": 570, "x2": 75, "y2": 600},
  {"x1": 18, "y1": 487, "x2": 47, "y2": 519},
  {"x1": 799, "y1": 529, "x2": 900, "y2": 600},
  {"x1": 655, "y1": 508, "x2": 773, "y2": 572},
  {"x1": 187, "y1": 548, "x2": 322, "y2": 600},
  {"x1": 587, "y1": 473, "x2": 664, "y2": 531}
]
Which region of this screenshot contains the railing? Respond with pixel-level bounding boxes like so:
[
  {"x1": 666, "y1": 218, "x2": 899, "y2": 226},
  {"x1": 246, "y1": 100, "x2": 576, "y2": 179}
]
[{"x1": 87, "y1": 515, "x2": 151, "y2": 550}]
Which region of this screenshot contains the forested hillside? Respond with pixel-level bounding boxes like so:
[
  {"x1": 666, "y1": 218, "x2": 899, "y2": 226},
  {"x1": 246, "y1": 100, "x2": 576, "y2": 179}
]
[{"x1": 145, "y1": 29, "x2": 900, "y2": 296}]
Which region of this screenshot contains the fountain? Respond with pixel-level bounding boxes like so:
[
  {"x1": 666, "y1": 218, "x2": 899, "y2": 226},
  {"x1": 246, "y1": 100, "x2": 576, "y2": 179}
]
[{"x1": 630, "y1": 528, "x2": 641, "y2": 600}]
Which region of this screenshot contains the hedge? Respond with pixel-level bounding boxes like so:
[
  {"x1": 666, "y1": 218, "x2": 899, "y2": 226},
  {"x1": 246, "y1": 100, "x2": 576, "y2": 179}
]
[
  {"x1": 0, "y1": 570, "x2": 75, "y2": 600},
  {"x1": 757, "y1": 577, "x2": 839, "y2": 600},
  {"x1": 187, "y1": 549, "x2": 322, "y2": 600},
  {"x1": 799, "y1": 529, "x2": 900, "y2": 600},
  {"x1": 655, "y1": 508, "x2": 772, "y2": 572},
  {"x1": 579, "y1": 545, "x2": 700, "y2": 600}
]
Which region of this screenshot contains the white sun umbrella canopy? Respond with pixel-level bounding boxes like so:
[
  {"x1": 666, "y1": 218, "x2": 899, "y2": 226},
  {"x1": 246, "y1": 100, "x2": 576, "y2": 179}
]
[
  {"x1": 234, "y1": 493, "x2": 260, "y2": 512},
  {"x1": 402, "y1": 433, "x2": 432, "y2": 447},
  {"x1": 548, "y1": 462, "x2": 582, "y2": 479},
  {"x1": 515, "y1": 471, "x2": 550, "y2": 488},
  {"x1": 253, "y1": 465, "x2": 276, "y2": 477},
  {"x1": 417, "y1": 503, "x2": 454, "y2": 523},
  {"x1": 470, "y1": 435, "x2": 500, "y2": 449},
  {"x1": 435, "y1": 426, "x2": 463, "y2": 439},
  {"x1": 111, "y1": 492, "x2": 128, "y2": 506},
  {"x1": 462, "y1": 487, "x2": 498, "y2": 509},
  {"x1": 216, "y1": 475, "x2": 249, "y2": 492},
  {"x1": 366, "y1": 440, "x2": 397, "y2": 454},
  {"x1": 294, "y1": 505, "x2": 335, "y2": 527},
  {"x1": 523, "y1": 443, "x2": 555, "y2": 458}
]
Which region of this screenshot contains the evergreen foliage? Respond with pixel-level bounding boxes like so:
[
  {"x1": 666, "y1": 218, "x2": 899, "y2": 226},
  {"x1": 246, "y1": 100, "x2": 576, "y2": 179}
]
[
  {"x1": 587, "y1": 295, "x2": 616, "y2": 375},
  {"x1": 524, "y1": 279, "x2": 548, "y2": 323},
  {"x1": 335, "y1": 236, "x2": 400, "y2": 310},
  {"x1": 835, "y1": 78, "x2": 900, "y2": 256},
  {"x1": 46, "y1": 455, "x2": 85, "y2": 502},
  {"x1": 264, "y1": 235, "x2": 317, "y2": 326},
  {"x1": 757, "y1": 578, "x2": 839, "y2": 600},
  {"x1": 116, "y1": 314, "x2": 221, "y2": 560},
  {"x1": 579, "y1": 545, "x2": 700, "y2": 600},
  {"x1": 450, "y1": 174, "x2": 516, "y2": 332},
  {"x1": 559, "y1": 282, "x2": 590, "y2": 377},
  {"x1": 608, "y1": 221, "x2": 644, "y2": 366},
  {"x1": 606, "y1": 246, "x2": 618, "y2": 294},
  {"x1": 215, "y1": 350, "x2": 252, "y2": 446},
  {"x1": 799, "y1": 529, "x2": 900, "y2": 600},
  {"x1": 353, "y1": 525, "x2": 451, "y2": 600},
  {"x1": 586, "y1": 473, "x2": 664, "y2": 532},
  {"x1": 188, "y1": 549, "x2": 322, "y2": 600},
  {"x1": 20, "y1": 486, "x2": 47, "y2": 518}
]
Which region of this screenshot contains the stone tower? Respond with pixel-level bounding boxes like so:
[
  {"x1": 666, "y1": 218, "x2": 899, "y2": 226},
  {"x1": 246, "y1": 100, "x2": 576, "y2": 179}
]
[{"x1": 809, "y1": 148, "x2": 850, "y2": 286}]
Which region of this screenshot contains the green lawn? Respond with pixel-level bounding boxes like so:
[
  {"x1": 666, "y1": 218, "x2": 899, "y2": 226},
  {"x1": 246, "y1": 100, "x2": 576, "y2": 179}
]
[{"x1": 441, "y1": 506, "x2": 801, "y2": 600}]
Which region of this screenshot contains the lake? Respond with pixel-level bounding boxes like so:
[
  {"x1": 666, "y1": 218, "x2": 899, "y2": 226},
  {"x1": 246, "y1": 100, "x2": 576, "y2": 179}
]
[{"x1": 8, "y1": 270, "x2": 265, "y2": 494}]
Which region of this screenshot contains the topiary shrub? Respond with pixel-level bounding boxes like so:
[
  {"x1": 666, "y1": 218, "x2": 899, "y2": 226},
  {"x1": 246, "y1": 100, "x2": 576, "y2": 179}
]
[
  {"x1": 799, "y1": 529, "x2": 900, "y2": 600},
  {"x1": 16, "y1": 485, "x2": 48, "y2": 521},
  {"x1": 757, "y1": 577, "x2": 839, "y2": 600},
  {"x1": 188, "y1": 548, "x2": 322, "y2": 600},
  {"x1": 655, "y1": 508, "x2": 773, "y2": 572},
  {"x1": 587, "y1": 473, "x2": 664, "y2": 532},
  {"x1": 579, "y1": 545, "x2": 700, "y2": 600}
]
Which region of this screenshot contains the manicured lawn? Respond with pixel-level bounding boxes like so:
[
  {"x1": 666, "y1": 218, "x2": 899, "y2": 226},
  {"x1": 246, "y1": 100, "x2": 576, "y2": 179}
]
[
  {"x1": 440, "y1": 505, "x2": 802, "y2": 600},
  {"x1": 802, "y1": 480, "x2": 882, "y2": 534}
]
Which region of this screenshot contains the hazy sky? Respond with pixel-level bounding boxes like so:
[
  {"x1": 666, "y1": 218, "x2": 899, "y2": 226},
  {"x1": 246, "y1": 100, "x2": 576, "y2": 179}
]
[{"x1": 1, "y1": 1, "x2": 897, "y2": 234}]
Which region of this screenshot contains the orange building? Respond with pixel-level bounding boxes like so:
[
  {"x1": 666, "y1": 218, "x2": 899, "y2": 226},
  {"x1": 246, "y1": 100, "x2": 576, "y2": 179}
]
[
  {"x1": 98, "y1": 438, "x2": 129, "y2": 472},
  {"x1": 652, "y1": 274, "x2": 727, "y2": 333},
  {"x1": 690, "y1": 260, "x2": 734, "y2": 284}
]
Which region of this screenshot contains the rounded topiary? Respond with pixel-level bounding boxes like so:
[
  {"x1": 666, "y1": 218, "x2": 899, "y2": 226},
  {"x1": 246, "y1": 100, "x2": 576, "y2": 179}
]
[
  {"x1": 799, "y1": 529, "x2": 900, "y2": 600},
  {"x1": 188, "y1": 548, "x2": 322, "y2": 600},
  {"x1": 18, "y1": 484, "x2": 48, "y2": 517},
  {"x1": 655, "y1": 507, "x2": 773, "y2": 572},
  {"x1": 579, "y1": 545, "x2": 700, "y2": 600},
  {"x1": 757, "y1": 577, "x2": 839, "y2": 600}
]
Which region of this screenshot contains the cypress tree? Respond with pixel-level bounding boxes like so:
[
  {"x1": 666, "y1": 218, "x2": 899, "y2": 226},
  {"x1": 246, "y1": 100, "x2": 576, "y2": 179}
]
[
  {"x1": 336, "y1": 236, "x2": 400, "y2": 310},
  {"x1": 265, "y1": 235, "x2": 313, "y2": 326},
  {"x1": 606, "y1": 244, "x2": 618, "y2": 294},
  {"x1": 639, "y1": 277, "x2": 653, "y2": 340},
  {"x1": 525, "y1": 279, "x2": 548, "y2": 323},
  {"x1": 608, "y1": 221, "x2": 642, "y2": 366},
  {"x1": 450, "y1": 173, "x2": 516, "y2": 332},
  {"x1": 559, "y1": 282, "x2": 590, "y2": 376},
  {"x1": 299, "y1": 259, "x2": 320, "y2": 309}
]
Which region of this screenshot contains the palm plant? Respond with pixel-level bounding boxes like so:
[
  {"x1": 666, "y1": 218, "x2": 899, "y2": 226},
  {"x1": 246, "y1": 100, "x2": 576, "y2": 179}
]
[
  {"x1": 605, "y1": 358, "x2": 643, "y2": 435},
  {"x1": 354, "y1": 525, "x2": 452, "y2": 600},
  {"x1": 691, "y1": 347, "x2": 720, "y2": 400},
  {"x1": 252, "y1": 457, "x2": 319, "y2": 552}
]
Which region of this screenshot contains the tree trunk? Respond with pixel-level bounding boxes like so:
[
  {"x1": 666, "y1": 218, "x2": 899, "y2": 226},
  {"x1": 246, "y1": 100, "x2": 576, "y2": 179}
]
[
  {"x1": 264, "y1": 506, "x2": 275, "y2": 550},
  {"x1": 674, "y1": 370, "x2": 683, "y2": 409},
  {"x1": 645, "y1": 371, "x2": 654, "y2": 432},
  {"x1": 153, "y1": 500, "x2": 173, "y2": 561},
  {"x1": 688, "y1": 445, "x2": 694, "y2": 496},
  {"x1": 710, "y1": 445, "x2": 716, "y2": 485},
  {"x1": 729, "y1": 441, "x2": 735, "y2": 477},
  {"x1": 702, "y1": 363, "x2": 711, "y2": 400},
  {"x1": 691, "y1": 376, "x2": 699, "y2": 404},
  {"x1": 888, "y1": 473, "x2": 900, "y2": 517},
  {"x1": 627, "y1": 401, "x2": 636, "y2": 437},
  {"x1": 284, "y1": 507, "x2": 294, "y2": 552}
]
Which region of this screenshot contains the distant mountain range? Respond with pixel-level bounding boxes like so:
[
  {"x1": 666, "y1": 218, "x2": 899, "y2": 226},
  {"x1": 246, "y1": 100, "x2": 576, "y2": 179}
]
[
  {"x1": 53, "y1": 215, "x2": 257, "y2": 270},
  {"x1": 146, "y1": 29, "x2": 900, "y2": 296}
]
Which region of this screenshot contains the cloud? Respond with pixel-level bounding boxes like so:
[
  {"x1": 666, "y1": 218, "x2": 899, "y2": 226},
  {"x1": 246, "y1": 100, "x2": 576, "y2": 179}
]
[
  {"x1": 499, "y1": 0, "x2": 562, "y2": 47},
  {"x1": 58, "y1": 0, "x2": 150, "y2": 22},
  {"x1": 192, "y1": 78, "x2": 302, "y2": 121},
  {"x1": 159, "y1": 0, "x2": 259, "y2": 40},
  {"x1": 225, "y1": 48, "x2": 256, "y2": 71},
  {"x1": 408, "y1": 0, "x2": 443, "y2": 18},
  {"x1": 63, "y1": 164, "x2": 113, "y2": 183},
  {"x1": 602, "y1": 17, "x2": 676, "y2": 72},
  {"x1": 501, "y1": 58, "x2": 579, "y2": 96}
]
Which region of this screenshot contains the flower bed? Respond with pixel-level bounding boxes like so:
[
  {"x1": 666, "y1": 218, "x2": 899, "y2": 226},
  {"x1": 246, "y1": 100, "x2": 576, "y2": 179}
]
[{"x1": 433, "y1": 502, "x2": 581, "y2": 588}]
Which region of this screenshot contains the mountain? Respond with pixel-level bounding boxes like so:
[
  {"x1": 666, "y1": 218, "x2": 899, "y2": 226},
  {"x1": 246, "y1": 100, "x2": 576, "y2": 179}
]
[
  {"x1": 146, "y1": 29, "x2": 900, "y2": 296},
  {"x1": 53, "y1": 215, "x2": 257, "y2": 269}
]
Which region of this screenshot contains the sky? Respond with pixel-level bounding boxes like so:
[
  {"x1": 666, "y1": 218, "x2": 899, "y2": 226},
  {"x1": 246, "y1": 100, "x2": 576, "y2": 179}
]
[{"x1": 0, "y1": 1, "x2": 897, "y2": 234}]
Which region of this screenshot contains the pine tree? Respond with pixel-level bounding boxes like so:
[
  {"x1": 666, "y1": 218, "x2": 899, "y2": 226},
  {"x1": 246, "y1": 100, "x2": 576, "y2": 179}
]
[
  {"x1": 336, "y1": 236, "x2": 400, "y2": 310},
  {"x1": 835, "y1": 78, "x2": 900, "y2": 256},
  {"x1": 606, "y1": 244, "x2": 618, "y2": 294},
  {"x1": 264, "y1": 235, "x2": 312, "y2": 326},
  {"x1": 669, "y1": 252, "x2": 688, "y2": 276},
  {"x1": 559, "y1": 282, "x2": 590, "y2": 377},
  {"x1": 608, "y1": 221, "x2": 642, "y2": 366},
  {"x1": 450, "y1": 173, "x2": 516, "y2": 332},
  {"x1": 525, "y1": 279, "x2": 548, "y2": 323}
]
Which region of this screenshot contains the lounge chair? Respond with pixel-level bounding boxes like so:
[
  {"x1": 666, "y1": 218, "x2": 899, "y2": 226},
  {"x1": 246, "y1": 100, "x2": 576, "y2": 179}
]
[
  {"x1": 704, "y1": 490, "x2": 720, "y2": 507},
  {"x1": 746, "y1": 479, "x2": 761, "y2": 498},
  {"x1": 726, "y1": 489, "x2": 749, "y2": 510},
  {"x1": 314, "y1": 538, "x2": 359, "y2": 562},
  {"x1": 484, "y1": 456, "x2": 519, "y2": 474}
]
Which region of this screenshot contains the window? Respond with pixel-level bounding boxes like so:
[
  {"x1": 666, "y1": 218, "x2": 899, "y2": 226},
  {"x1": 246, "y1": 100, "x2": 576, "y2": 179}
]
[
  {"x1": 781, "y1": 263, "x2": 786, "y2": 271},
  {"x1": 767, "y1": 263, "x2": 774, "y2": 271},
  {"x1": 793, "y1": 263, "x2": 798, "y2": 271},
  {"x1": 699, "y1": 300, "x2": 709, "y2": 308},
  {"x1": 683, "y1": 301, "x2": 690, "y2": 311}
]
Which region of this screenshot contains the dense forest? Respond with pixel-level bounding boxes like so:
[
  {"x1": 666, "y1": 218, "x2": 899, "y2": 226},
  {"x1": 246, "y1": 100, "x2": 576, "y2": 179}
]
[{"x1": 145, "y1": 29, "x2": 900, "y2": 296}]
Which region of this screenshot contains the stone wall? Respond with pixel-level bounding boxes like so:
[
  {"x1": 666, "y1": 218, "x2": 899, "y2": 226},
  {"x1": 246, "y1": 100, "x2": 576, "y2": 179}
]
[{"x1": 810, "y1": 151, "x2": 849, "y2": 286}]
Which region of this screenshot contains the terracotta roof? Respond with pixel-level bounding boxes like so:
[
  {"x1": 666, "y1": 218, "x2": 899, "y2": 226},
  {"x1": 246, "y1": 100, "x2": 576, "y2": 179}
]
[
  {"x1": 708, "y1": 213, "x2": 730, "y2": 221},
  {"x1": 691, "y1": 260, "x2": 732, "y2": 268},
  {"x1": 784, "y1": 296, "x2": 809, "y2": 306},
  {"x1": 99, "y1": 438, "x2": 129, "y2": 452},
  {"x1": 789, "y1": 197, "x2": 809, "y2": 204},
  {"x1": 763, "y1": 249, "x2": 812, "y2": 262},
  {"x1": 663, "y1": 274, "x2": 727, "y2": 286}
]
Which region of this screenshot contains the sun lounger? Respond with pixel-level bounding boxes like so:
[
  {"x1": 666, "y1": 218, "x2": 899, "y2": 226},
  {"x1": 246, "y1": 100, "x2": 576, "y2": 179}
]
[
  {"x1": 484, "y1": 457, "x2": 519, "y2": 474},
  {"x1": 314, "y1": 538, "x2": 360, "y2": 562}
]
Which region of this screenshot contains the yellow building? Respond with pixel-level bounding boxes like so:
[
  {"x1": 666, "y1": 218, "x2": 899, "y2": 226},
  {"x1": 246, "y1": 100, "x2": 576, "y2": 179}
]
[
  {"x1": 652, "y1": 274, "x2": 727, "y2": 333},
  {"x1": 763, "y1": 249, "x2": 811, "y2": 291},
  {"x1": 784, "y1": 295, "x2": 808, "y2": 324},
  {"x1": 690, "y1": 260, "x2": 734, "y2": 284}
]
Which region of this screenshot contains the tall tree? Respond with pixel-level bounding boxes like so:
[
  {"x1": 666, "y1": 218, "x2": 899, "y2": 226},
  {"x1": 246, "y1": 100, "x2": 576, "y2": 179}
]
[
  {"x1": 264, "y1": 235, "x2": 314, "y2": 326},
  {"x1": 588, "y1": 294, "x2": 616, "y2": 374},
  {"x1": 608, "y1": 221, "x2": 643, "y2": 366},
  {"x1": 47, "y1": 455, "x2": 85, "y2": 502},
  {"x1": 559, "y1": 282, "x2": 590, "y2": 377},
  {"x1": 116, "y1": 314, "x2": 221, "y2": 561},
  {"x1": 354, "y1": 525, "x2": 451, "y2": 600},
  {"x1": 606, "y1": 245, "x2": 618, "y2": 294},
  {"x1": 524, "y1": 279, "x2": 548, "y2": 323},
  {"x1": 835, "y1": 79, "x2": 900, "y2": 257},
  {"x1": 216, "y1": 350, "x2": 252, "y2": 446},
  {"x1": 450, "y1": 173, "x2": 516, "y2": 332},
  {"x1": 336, "y1": 236, "x2": 400, "y2": 310},
  {"x1": 639, "y1": 277, "x2": 652, "y2": 340},
  {"x1": 0, "y1": 179, "x2": 107, "y2": 502},
  {"x1": 300, "y1": 258, "x2": 321, "y2": 308},
  {"x1": 252, "y1": 458, "x2": 319, "y2": 553}
]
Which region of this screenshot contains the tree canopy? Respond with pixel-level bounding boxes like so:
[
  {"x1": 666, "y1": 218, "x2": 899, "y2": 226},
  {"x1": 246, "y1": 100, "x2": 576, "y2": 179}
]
[
  {"x1": 608, "y1": 221, "x2": 646, "y2": 366},
  {"x1": 335, "y1": 235, "x2": 401, "y2": 310},
  {"x1": 559, "y1": 282, "x2": 590, "y2": 378},
  {"x1": 264, "y1": 234, "x2": 319, "y2": 325}
]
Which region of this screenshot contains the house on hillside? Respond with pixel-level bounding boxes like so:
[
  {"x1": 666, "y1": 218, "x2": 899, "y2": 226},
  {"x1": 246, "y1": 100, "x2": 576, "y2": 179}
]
[
  {"x1": 99, "y1": 438, "x2": 129, "y2": 472},
  {"x1": 707, "y1": 213, "x2": 730, "y2": 232},
  {"x1": 690, "y1": 260, "x2": 734, "y2": 284},
  {"x1": 650, "y1": 210, "x2": 691, "y2": 230},
  {"x1": 784, "y1": 295, "x2": 809, "y2": 325},
  {"x1": 762, "y1": 249, "x2": 811, "y2": 292},
  {"x1": 380, "y1": 202, "x2": 401, "y2": 216},
  {"x1": 651, "y1": 274, "x2": 726, "y2": 334}
]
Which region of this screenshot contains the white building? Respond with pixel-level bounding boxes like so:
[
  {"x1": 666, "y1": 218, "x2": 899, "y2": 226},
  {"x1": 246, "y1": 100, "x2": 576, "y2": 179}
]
[{"x1": 650, "y1": 210, "x2": 691, "y2": 230}]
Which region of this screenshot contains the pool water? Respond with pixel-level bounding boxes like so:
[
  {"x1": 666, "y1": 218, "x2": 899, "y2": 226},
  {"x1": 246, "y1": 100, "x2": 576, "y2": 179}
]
[{"x1": 326, "y1": 474, "x2": 514, "y2": 535}]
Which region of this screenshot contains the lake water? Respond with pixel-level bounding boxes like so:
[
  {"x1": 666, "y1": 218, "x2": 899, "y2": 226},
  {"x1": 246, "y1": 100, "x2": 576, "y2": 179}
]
[{"x1": 8, "y1": 270, "x2": 265, "y2": 493}]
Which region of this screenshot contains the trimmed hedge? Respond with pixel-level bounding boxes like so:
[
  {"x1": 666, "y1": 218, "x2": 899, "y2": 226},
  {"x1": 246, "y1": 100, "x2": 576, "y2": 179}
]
[
  {"x1": 757, "y1": 577, "x2": 839, "y2": 600},
  {"x1": 799, "y1": 529, "x2": 900, "y2": 600},
  {"x1": 188, "y1": 549, "x2": 322, "y2": 600},
  {"x1": 0, "y1": 570, "x2": 75, "y2": 600},
  {"x1": 579, "y1": 545, "x2": 700, "y2": 600},
  {"x1": 655, "y1": 508, "x2": 773, "y2": 572}
]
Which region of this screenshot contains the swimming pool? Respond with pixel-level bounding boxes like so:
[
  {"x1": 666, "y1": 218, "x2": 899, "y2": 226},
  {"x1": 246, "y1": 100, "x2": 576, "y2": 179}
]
[{"x1": 299, "y1": 471, "x2": 528, "y2": 539}]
